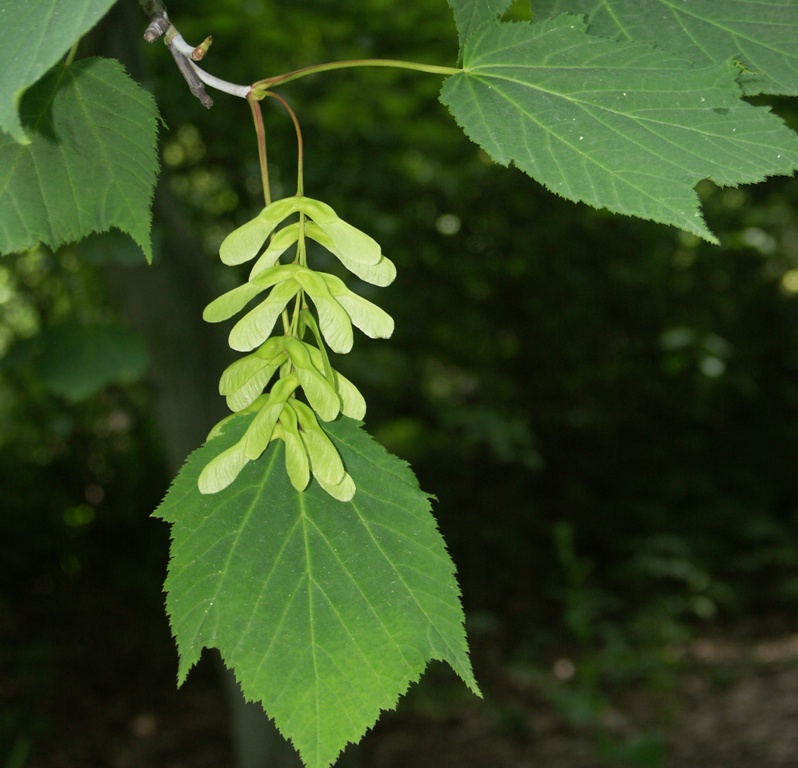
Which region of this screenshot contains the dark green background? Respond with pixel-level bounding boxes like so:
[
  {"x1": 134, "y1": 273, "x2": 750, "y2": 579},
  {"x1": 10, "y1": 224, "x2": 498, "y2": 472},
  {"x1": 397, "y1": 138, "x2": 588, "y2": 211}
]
[{"x1": 2, "y1": 2, "x2": 798, "y2": 766}]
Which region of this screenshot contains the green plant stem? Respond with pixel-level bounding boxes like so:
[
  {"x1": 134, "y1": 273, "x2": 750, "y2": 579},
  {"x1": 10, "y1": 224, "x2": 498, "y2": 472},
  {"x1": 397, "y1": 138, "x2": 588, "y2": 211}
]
[
  {"x1": 297, "y1": 213, "x2": 307, "y2": 267},
  {"x1": 248, "y1": 95, "x2": 271, "y2": 207},
  {"x1": 263, "y1": 92, "x2": 304, "y2": 196},
  {"x1": 64, "y1": 41, "x2": 79, "y2": 67},
  {"x1": 290, "y1": 292, "x2": 303, "y2": 337},
  {"x1": 252, "y1": 58, "x2": 461, "y2": 91}
]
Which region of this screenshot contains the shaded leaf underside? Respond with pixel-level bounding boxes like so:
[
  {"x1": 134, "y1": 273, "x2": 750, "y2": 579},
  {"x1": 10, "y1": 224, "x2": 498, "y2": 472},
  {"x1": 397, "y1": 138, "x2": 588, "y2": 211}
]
[
  {"x1": 154, "y1": 415, "x2": 477, "y2": 768},
  {"x1": 33, "y1": 318, "x2": 149, "y2": 402}
]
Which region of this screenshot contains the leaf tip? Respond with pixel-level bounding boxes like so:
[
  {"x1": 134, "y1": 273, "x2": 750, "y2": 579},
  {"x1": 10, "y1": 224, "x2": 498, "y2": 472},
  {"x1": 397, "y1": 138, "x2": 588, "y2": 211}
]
[{"x1": 176, "y1": 647, "x2": 201, "y2": 687}]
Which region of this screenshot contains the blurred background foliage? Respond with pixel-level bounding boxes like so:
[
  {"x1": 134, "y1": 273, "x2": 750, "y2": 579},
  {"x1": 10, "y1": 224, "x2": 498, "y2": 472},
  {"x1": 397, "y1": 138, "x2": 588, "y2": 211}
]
[{"x1": 2, "y1": 0, "x2": 798, "y2": 765}]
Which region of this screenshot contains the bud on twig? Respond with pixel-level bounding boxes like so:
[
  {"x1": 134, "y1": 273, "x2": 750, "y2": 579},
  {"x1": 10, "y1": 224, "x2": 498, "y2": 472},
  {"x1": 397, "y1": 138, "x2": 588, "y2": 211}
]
[{"x1": 192, "y1": 36, "x2": 213, "y2": 61}]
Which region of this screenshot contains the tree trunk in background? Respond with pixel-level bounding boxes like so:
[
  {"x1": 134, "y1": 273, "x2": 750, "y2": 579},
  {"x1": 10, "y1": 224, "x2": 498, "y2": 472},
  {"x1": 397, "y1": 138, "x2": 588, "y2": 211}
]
[
  {"x1": 114, "y1": 197, "x2": 305, "y2": 768},
  {"x1": 106, "y1": 183, "x2": 306, "y2": 768},
  {"x1": 96, "y1": 6, "x2": 312, "y2": 767},
  {"x1": 104, "y1": 188, "x2": 229, "y2": 468}
]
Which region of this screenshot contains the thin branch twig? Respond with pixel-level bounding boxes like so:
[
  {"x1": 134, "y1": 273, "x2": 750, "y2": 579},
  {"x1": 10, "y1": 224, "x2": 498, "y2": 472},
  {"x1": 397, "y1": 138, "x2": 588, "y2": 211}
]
[
  {"x1": 138, "y1": 0, "x2": 251, "y2": 107},
  {"x1": 166, "y1": 37, "x2": 214, "y2": 108},
  {"x1": 143, "y1": 12, "x2": 170, "y2": 43}
]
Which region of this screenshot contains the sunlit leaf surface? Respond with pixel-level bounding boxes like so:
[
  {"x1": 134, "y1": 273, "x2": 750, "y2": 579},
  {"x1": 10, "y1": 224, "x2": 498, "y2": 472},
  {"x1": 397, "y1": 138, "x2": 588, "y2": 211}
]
[
  {"x1": 154, "y1": 415, "x2": 478, "y2": 768},
  {"x1": 0, "y1": 58, "x2": 159, "y2": 260},
  {"x1": 535, "y1": 0, "x2": 798, "y2": 95},
  {"x1": 0, "y1": 0, "x2": 116, "y2": 143},
  {"x1": 440, "y1": 16, "x2": 798, "y2": 242}
]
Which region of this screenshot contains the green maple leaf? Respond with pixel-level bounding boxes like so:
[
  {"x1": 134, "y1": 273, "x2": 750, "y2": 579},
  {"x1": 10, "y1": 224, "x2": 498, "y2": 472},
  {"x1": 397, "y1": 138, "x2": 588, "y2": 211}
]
[
  {"x1": 0, "y1": 57, "x2": 159, "y2": 261},
  {"x1": 154, "y1": 415, "x2": 479, "y2": 768},
  {"x1": 439, "y1": 15, "x2": 798, "y2": 243},
  {"x1": 534, "y1": 0, "x2": 798, "y2": 96},
  {"x1": 0, "y1": 0, "x2": 117, "y2": 143}
]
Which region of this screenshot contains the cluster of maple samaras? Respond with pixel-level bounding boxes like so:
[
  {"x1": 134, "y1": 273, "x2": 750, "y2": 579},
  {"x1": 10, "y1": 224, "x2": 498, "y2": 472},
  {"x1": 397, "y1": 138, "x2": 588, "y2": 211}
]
[{"x1": 198, "y1": 195, "x2": 396, "y2": 501}]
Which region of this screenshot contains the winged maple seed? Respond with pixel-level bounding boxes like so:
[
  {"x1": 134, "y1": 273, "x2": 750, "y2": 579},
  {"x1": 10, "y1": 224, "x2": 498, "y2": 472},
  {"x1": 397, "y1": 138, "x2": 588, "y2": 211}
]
[{"x1": 199, "y1": 196, "x2": 395, "y2": 499}]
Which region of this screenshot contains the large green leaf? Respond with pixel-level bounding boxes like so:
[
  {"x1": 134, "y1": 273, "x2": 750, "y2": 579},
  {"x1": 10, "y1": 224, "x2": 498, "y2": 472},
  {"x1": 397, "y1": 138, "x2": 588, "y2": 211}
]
[
  {"x1": 0, "y1": 57, "x2": 159, "y2": 261},
  {"x1": 439, "y1": 16, "x2": 798, "y2": 243},
  {"x1": 0, "y1": 0, "x2": 117, "y2": 143},
  {"x1": 154, "y1": 415, "x2": 478, "y2": 768},
  {"x1": 534, "y1": 1, "x2": 798, "y2": 96}
]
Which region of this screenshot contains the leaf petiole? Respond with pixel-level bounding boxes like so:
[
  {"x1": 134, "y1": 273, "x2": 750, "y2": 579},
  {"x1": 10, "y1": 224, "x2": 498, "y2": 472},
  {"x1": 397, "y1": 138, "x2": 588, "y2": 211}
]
[
  {"x1": 251, "y1": 58, "x2": 461, "y2": 93},
  {"x1": 260, "y1": 91, "x2": 305, "y2": 195},
  {"x1": 64, "y1": 41, "x2": 79, "y2": 67},
  {"x1": 247, "y1": 95, "x2": 271, "y2": 207}
]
